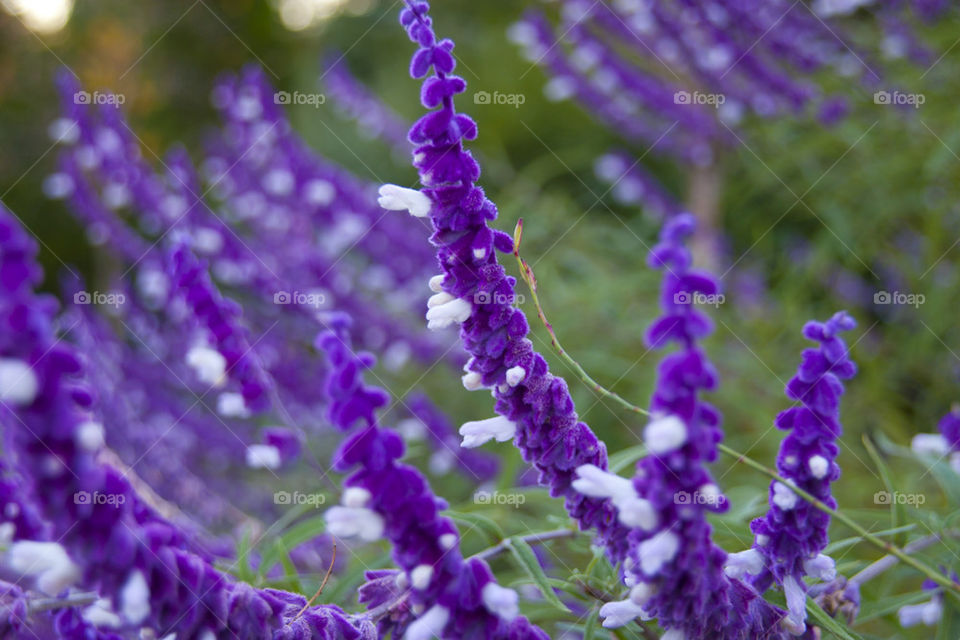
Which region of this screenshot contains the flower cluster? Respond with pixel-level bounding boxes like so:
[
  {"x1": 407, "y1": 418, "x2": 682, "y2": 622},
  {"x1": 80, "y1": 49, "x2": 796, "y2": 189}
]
[
  {"x1": 730, "y1": 312, "x2": 857, "y2": 633},
  {"x1": 385, "y1": 0, "x2": 633, "y2": 564}
]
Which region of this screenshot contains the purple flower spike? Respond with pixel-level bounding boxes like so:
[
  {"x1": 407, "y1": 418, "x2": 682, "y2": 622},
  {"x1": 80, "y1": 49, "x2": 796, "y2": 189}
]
[
  {"x1": 732, "y1": 311, "x2": 857, "y2": 634},
  {"x1": 318, "y1": 319, "x2": 547, "y2": 639}
]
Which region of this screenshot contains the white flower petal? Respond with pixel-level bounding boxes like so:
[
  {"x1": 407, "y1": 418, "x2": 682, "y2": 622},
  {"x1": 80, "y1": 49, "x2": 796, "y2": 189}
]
[
  {"x1": 378, "y1": 184, "x2": 432, "y2": 217},
  {"x1": 643, "y1": 415, "x2": 687, "y2": 454}
]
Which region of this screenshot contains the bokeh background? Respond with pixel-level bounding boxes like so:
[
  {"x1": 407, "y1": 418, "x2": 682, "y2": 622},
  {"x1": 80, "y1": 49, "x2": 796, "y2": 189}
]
[{"x1": 2, "y1": 1, "x2": 960, "y2": 638}]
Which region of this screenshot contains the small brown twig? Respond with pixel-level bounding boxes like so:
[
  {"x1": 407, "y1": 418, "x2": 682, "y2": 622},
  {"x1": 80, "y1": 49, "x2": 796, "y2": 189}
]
[{"x1": 292, "y1": 541, "x2": 337, "y2": 622}]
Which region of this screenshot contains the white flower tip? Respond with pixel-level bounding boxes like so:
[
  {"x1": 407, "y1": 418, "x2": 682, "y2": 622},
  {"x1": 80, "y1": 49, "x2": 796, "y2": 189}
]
[
  {"x1": 459, "y1": 416, "x2": 517, "y2": 448},
  {"x1": 472, "y1": 247, "x2": 487, "y2": 260},
  {"x1": 121, "y1": 570, "x2": 150, "y2": 624},
  {"x1": 403, "y1": 605, "x2": 450, "y2": 640},
  {"x1": 628, "y1": 583, "x2": 655, "y2": 606},
  {"x1": 427, "y1": 292, "x2": 454, "y2": 308},
  {"x1": 643, "y1": 415, "x2": 687, "y2": 454},
  {"x1": 217, "y1": 392, "x2": 251, "y2": 418},
  {"x1": 807, "y1": 455, "x2": 829, "y2": 480},
  {"x1": 461, "y1": 371, "x2": 485, "y2": 391},
  {"x1": 505, "y1": 366, "x2": 526, "y2": 387},
  {"x1": 638, "y1": 530, "x2": 680, "y2": 576},
  {"x1": 911, "y1": 433, "x2": 949, "y2": 457},
  {"x1": 802, "y1": 554, "x2": 836, "y2": 581},
  {"x1": 8, "y1": 541, "x2": 80, "y2": 595},
  {"x1": 378, "y1": 184, "x2": 432, "y2": 217},
  {"x1": 425, "y1": 298, "x2": 472, "y2": 331},
  {"x1": 185, "y1": 346, "x2": 227, "y2": 387},
  {"x1": 782, "y1": 575, "x2": 808, "y2": 634},
  {"x1": 724, "y1": 549, "x2": 764, "y2": 580},
  {"x1": 0, "y1": 358, "x2": 39, "y2": 406},
  {"x1": 410, "y1": 564, "x2": 434, "y2": 590},
  {"x1": 428, "y1": 274, "x2": 445, "y2": 293},
  {"x1": 439, "y1": 533, "x2": 457, "y2": 550},
  {"x1": 342, "y1": 487, "x2": 372, "y2": 508},
  {"x1": 617, "y1": 497, "x2": 657, "y2": 531},
  {"x1": 245, "y1": 444, "x2": 281, "y2": 470},
  {"x1": 772, "y1": 482, "x2": 799, "y2": 511},
  {"x1": 76, "y1": 421, "x2": 105, "y2": 452},
  {"x1": 599, "y1": 598, "x2": 649, "y2": 628},
  {"x1": 481, "y1": 582, "x2": 519, "y2": 621},
  {"x1": 898, "y1": 599, "x2": 943, "y2": 627},
  {"x1": 325, "y1": 506, "x2": 384, "y2": 542}
]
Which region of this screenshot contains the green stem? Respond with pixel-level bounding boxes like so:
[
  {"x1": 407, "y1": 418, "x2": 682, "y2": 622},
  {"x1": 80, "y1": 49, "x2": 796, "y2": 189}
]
[{"x1": 511, "y1": 221, "x2": 960, "y2": 597}]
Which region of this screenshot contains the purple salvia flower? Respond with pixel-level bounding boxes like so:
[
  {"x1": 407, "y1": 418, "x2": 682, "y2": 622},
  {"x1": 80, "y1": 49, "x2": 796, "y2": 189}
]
[
  {"x1": 738, "y1": 311, "x2": 857, "y2": 633},
  {"x1": 317, "y1": 317, "x2": 547, "y2": 639},
  {"x1": 594, "y1": 152, "x2": 685, "y2": 220},
  {"x1": 166, "y1": 238, "x2": 274, "y2": 413},
  {"x1": 0, "y1": 204, "x2": 385, "y2": 639},
  {"x1": 603, "y1": 213, "x2": 786, "y2": 638},
  {"x1": 386, "y1": 0, "x2": 632, "y2": 562}
]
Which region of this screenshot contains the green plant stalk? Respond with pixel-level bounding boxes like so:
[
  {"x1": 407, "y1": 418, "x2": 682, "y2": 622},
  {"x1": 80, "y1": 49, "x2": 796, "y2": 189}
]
[
  {"x1": 511, "y1": 221, "x2": 960, "y2": 597},
  {"x1": 512, "y1": 219, "x2": 649, "y2": 417}
]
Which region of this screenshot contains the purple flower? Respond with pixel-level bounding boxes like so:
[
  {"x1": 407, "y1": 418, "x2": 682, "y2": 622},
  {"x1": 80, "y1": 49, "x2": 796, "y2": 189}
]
[{"x1": 736, "y1": 311, "x2": 857, "y2": 633}]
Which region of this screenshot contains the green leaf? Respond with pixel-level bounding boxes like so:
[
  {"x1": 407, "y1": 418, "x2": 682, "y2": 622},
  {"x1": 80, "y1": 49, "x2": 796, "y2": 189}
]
[
  {"x1": 505, "y1": 537, "x2": 571, "y2": 613},
  {"x1": 863, "y1": 434, "x2": 906, "y2": 546},
  {"x1": 258, "y1": 515, "x2": 328, "y2": 578},
  {"x1": 583, "y1": 605, "x2": 600, "y2": 640},
  {"x1": 609, "y1": 444, "x2": 646, "y2": 474},
  {"x1": 806, "y1": 598, "x2": 865, "y2": 640}
]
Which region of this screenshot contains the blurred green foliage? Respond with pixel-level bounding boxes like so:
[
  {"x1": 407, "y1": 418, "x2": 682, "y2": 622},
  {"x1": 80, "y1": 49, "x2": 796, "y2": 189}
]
[{"x1": 2, "y1": 2, "x2": 960, "y2": 638}]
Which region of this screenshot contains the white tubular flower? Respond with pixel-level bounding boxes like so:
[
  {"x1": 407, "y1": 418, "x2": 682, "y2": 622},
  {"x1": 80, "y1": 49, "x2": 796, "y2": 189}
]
[
  {"x1": 461, "y1": 371, "x2": 484, "y2": 391},
  {"x1": 82, "y1": 599, "x2": 121, "y2": 628},
  {"x1": 410, "y1": 564, "x2": 434, "y2": 590},
  {"x1": 459, "y1": 416, "x2": 517, "y2": 448},
  {"x1": 75, "y1": 421, "x2": 105, "y2": 452},
  {"x1": 807, "y1": 455, "x2": 829, "y2": 480},
  {"x1": 0, "y1": 358, "x2": 38, "y2": 406},
  {"x1": 185, "y1": 346, "x2": 227, "y2": 387},
  {"x1": 8, "y1": 541, "x2": 80, "y2": 595},
  {"x1": 616, "y1": 496, "x2": 657, "y2": 531},
  {"x1": 428, "y1": 274, "x2": 445, "y2": 293},
  {"x1": 911, "y1": 433, "x2": 949, "y2": 456},
  {"x1": 898, "y1": 598, "x2": 943, "y2": 627},
  {"x1": 629, "y1": 583, "x2": 655, "y2": 606},
  {"x1": 378, "y1": 184, "x2": 432, "y2": 217},
  {"x1": 403, "y1": 605, "x2": 450, "y2": 640},
  {"x1": 427, "y1": 292, "x2": 454, "y2": 308},
  {"x1": 772, "y1": 482, "x2": 798, "y2": 511},
  {"x1": 325, "y1": 506, "x2": 385, "y2": 542},
  {"x1": 723, "y1": 549, "x2": 764, "y2": 580},
  {"x1": 425, "y1": 298, "x2": 472, "y2": 331},
  {"x1": 120, "y1": 570, "x2": 150, "y2": 624},
  {"x1": 342, "y1": 487, "x2": 372, "y2": 508},
  {"x1": 598, "y1": 598, "x2": 650, "y2": 628},
  {"x1": 643, "y1": 415, "x2": 687, "y2": 454},
  {"x1": 572, "y1": 464, "x2": 634, "y2": 501},
  {"x1": 439, "y1": 533, "x2": 457, "y2": 550},
  {"x1": 481, "y1": 582, "x2": 519, "y2": 621},
  {"x1": 217, "y1": 392, "x2": 251, "y2": 418},
  {"x1": 638, "y1": 530, "x2": 680, "y2": 575},
  {"x1": 782, "y1": 575, "x2": 807, "y2": 634},
  {"x1": 802, "y1": 554, "x2": 836, "y2": 581},
  {"x1": 245, "y1": 445, "x2": 281, "y2": 470},
  {"x1": 505, "y1": 366, "x2": 526, "y2": 387}
]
